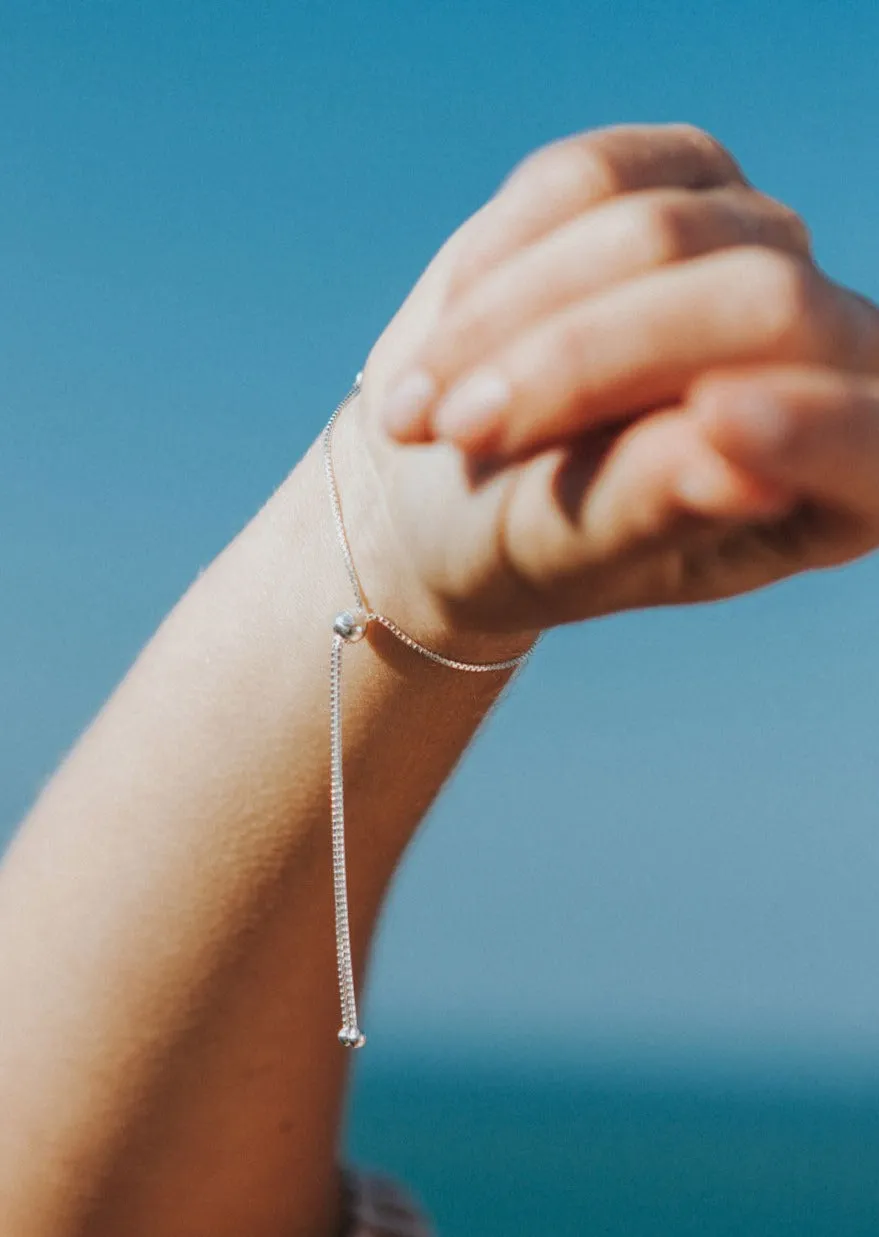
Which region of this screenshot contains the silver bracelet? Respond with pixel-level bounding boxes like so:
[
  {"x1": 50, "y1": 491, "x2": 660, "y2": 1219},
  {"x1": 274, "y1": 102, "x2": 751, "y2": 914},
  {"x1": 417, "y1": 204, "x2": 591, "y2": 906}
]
[{"x1": 322, "y1": 372, "x2": 538, "y2": 1048}]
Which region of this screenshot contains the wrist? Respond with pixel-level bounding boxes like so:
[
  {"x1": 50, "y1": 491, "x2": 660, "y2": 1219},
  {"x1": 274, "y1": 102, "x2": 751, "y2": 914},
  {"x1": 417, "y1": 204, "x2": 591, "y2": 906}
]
[{"x1": 328, "y1": 387, "x2": 541, "y2": 664}]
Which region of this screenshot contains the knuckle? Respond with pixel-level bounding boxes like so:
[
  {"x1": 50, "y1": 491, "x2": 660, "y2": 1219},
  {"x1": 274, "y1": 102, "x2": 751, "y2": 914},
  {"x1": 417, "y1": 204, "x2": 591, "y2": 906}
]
[
  {"x1": 776, "y1": 203, "x2": 813, "y2": 253},
  {"x1": 506, "y1": 132, "x2": 622, "y2": 203},
  {"x1": 742, "y1": 249, "x2": 827, "y2": 354},
  {"x1": 735, "y1": 250, "x2": 877, "y2": 372},
  {"x1": 673, "y1": 123, "x2": 725, "y2": 158},
  {"x1": 669, "y1": 124, "x2": 741, "y2": 179},
  {"x1": 750, "y1": 190, "x2": 813, "y2": 253},
  {"x1": 576, "y1": 130, "x2": 633, "y2": 193},
  {"x1": 636, "y1": 193, "x2": 701, "y2": 263},
  {"x1": 504, "y1": 123, "x2": 742, "y2": 209}
]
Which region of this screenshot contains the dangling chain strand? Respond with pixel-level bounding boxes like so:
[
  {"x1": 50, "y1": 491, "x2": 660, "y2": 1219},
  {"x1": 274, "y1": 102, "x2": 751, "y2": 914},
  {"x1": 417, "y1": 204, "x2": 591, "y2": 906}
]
[{"x1": 322, "y1": 372, "x2": 537, "y2": 1049}]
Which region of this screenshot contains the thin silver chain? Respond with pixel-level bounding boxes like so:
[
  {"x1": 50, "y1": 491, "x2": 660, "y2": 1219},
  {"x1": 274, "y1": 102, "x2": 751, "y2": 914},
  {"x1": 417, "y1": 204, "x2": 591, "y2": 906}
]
[
  {"x1": 321, "y1": 371, "x2": 538, "y2": 1048},
  {"x1": 323, "y1": 377, "x2": 368, "y2": 613}
]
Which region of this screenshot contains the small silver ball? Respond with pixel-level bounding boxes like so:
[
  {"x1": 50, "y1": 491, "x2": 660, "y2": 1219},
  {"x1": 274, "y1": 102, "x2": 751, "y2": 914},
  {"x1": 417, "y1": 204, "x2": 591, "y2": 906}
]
[
  {"x1": 333, "y1": 609, "x2": 369, "y2": 643},
  {"x1": 338, "y1": 1025, "x2": 367, "y2": 1049}
]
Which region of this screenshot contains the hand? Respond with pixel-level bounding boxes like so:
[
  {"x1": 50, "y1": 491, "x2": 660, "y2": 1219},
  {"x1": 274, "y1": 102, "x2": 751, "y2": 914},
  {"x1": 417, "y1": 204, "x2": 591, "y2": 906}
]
[{"x1": 342, "y1": 124, "x2": 879, "y2": 637}]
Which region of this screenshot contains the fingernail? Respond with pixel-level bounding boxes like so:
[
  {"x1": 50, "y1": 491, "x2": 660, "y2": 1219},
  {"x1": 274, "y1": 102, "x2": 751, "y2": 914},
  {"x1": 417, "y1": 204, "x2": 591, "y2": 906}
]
[
  {"x1": 433, "y1": 368, "x2": 512, "y2": 444},
  {"x1": 381, "y1": 369, "x2": 437, "y2": 437}
]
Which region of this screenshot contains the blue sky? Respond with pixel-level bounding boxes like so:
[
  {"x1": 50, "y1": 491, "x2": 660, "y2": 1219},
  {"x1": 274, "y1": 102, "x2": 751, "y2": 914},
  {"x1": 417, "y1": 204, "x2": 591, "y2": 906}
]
[{"x1": 2, "y1": 1, "x2": 879, "y2": 1071}]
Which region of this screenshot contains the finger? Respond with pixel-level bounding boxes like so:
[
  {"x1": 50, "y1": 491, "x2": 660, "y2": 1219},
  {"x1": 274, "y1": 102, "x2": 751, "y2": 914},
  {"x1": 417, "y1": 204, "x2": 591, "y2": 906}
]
[
  {"x1": 430, "y1": 249, "x2": 879, "y2": 456},
  {"x1": 497, "y1": 408, "x2": 796, "y2": 623},
  {"x1": 578, "y1": 410, "x2": 796, "y2": 534},
  {"x1": 444, "y1": 123, "x2": 746, "y2": 302},
  {"x1": 690, "y1": 365, "x2": 879, "y2": 519},
  {"x1": 386, "y1": 185, "x2": 810, "y2": 442}
]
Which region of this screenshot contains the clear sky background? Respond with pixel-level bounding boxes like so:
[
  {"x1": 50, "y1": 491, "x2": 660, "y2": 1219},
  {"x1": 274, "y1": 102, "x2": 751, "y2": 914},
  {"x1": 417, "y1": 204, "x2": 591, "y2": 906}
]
[{"x1": 2, "y1": 1, "x2": 879, "y2": 1074}]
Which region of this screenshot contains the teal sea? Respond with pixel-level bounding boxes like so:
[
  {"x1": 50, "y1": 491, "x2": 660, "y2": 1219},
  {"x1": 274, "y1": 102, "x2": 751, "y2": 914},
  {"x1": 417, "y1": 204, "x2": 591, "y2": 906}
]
[{"x1": 347, "y1": 1052, "x2": 879, "y2": 1236}]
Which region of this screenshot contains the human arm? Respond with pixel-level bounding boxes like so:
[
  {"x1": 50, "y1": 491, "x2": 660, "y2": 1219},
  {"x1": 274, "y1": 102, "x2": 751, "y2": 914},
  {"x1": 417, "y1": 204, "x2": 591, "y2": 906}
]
[
  {"x1": 0, "y1": 412, "x2": 533, "y2": 1237},
  {"x1": 3, "y1": 122, "x2": 879, "y2": 1237}
]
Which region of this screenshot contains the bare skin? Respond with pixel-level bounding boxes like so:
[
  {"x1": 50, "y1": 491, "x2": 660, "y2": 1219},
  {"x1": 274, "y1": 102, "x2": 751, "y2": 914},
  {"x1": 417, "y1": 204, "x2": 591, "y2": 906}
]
[{"x1": 2, "y1": 124, "x2": 879, "y2": 1237}]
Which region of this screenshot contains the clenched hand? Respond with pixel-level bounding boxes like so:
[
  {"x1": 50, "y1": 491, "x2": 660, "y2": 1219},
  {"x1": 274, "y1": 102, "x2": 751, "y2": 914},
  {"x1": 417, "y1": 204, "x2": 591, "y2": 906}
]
[{"x1": 344, "y1": 124, "x2": 879, "y2": 634}]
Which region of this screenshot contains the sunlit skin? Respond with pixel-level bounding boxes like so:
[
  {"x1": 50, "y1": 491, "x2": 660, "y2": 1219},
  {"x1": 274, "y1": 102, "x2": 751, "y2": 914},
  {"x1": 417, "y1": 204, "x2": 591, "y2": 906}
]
[
  {"x1": 1, "y1": 125, "x2": 878, "y2": 1237},
  {"x1": 368, "y1": 124, "x2": 879, "y2": 630}
]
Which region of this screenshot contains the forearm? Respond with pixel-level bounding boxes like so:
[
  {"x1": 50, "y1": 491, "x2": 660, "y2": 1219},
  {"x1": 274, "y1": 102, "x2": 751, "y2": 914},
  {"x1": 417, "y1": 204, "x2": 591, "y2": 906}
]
[{"x1": 0, "y1": 394, "x2": 532, "y2": 1237}]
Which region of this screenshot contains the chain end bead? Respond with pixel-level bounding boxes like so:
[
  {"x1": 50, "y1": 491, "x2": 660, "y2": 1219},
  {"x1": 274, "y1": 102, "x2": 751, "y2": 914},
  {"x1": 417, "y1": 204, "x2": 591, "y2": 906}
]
[
  {"x1": 338, "y1": 1025, "x2": 367, "y2": 1049},
  {"x1": 333, "y1": 609, "x2": 370, "y2": 643}
]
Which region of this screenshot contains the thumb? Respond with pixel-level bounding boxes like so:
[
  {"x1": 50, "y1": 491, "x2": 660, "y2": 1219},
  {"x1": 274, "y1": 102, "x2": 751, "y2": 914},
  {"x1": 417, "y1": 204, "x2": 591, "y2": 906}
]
[{"x1": 689, "y1": 366, "x2": 879, "y2": 516}]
